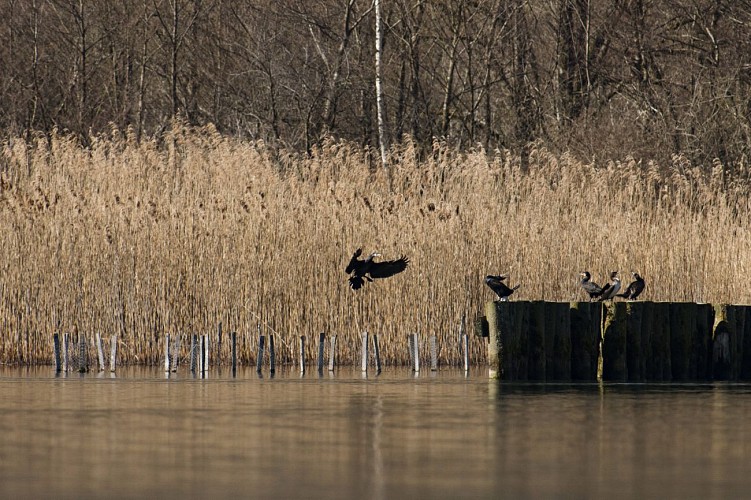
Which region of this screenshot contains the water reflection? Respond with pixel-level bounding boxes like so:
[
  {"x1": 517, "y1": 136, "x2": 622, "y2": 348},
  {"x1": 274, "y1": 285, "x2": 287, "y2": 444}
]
[{"x1": 1, "y1": 367, "x2": 750, "y2": 499}]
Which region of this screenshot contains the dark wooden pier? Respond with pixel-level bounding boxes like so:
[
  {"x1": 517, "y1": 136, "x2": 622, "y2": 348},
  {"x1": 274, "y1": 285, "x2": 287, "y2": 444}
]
[{"x1": 484, "y1": 301, "x2": 751, "y2": 381}]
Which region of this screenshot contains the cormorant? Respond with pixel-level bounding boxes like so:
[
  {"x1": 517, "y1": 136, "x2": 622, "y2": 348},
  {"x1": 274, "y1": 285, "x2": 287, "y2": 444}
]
[
  {"x1": 345, "y1": 248, "x2": 409, "y2": 290},
  {"x1": 597, "y1": 271, "x2": 621, "y2": 301},
  {"x1": 580, "y1": 271, "x2": 603, "y2": 301},
  {"x1": 617, "y1": 272, "x2": 645, "y2": 300},
  {"x1": 485, "y1": 274, "x2": 520, "y2": 301}
]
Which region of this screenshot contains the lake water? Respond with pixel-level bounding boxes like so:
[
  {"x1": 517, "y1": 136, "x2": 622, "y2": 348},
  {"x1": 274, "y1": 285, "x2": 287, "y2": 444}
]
[{"x1": 1, "y1": 366, "x2": 750, "y2": 499}]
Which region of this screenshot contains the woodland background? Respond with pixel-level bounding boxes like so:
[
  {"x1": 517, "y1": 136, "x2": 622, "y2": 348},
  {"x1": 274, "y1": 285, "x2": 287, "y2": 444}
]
[{"x1": 1, "y1": 0, "x2": 750, "y2": 167}]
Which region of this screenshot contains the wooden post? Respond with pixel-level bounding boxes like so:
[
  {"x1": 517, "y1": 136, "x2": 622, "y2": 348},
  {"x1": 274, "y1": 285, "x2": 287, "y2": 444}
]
[
  {"x1": 328, "y1": 335, "x2": 337, "y2": 372},
  {"x1": 170, "y1": 334, "x2": 180, "y2": 373},
  {"x1": 53, "y1": 333, "x2": 62, "y2": 373},
  {"x1": 164, "y1": 333, "x2": 171, "y2": 373},
  {"x1": 190, "y1": 334, "x2": 198, "y2": 374},
  {"x1": 95, "y1": 333, "x2": 105, "y2": 371},
  {"x1": 430, "y1": 335, "x2": 437, "y2": 371},
  {"x1": 570, "y1": 302, "x2": 601, "y2": 381},
  {"x1": 373, "y1": 334, "x2": 382, "y2": 374},
  {"x1": 527, "y1": 301, "x2": 546, "y2": 381},
  {"x1": 670, "y1": 302, "x2": 696, "y2": 381},
  {"x1": 361, "y1": 331, "x2": 369, "y2": 372},
  {"x1": 625, "y1": 302, "x2": 645, "y2": 382},
  {"x1": 601, "y1": 302, "x2": 627, "y2": 381},
  {"x1": 546, "y1": 302, "x2": 571, "y2": 381},
  {"x1": 109, "y1": 334, "x2": 118, "y2": 372},
  {"x1": 299, "y1": 335, "x2": 306, "y2": 375},
  {"x1": 408, "y1": 334, "x2": 415, "y2": 371},
  {"x1": 231, "y1": 331, "x2": 237, "y2": 377},
  {"x1": 269, "y1": 334, "x2": 276, "y2": 375},
  {"x1": 413, "y1": 333, "x2": 420, "y2": 373},
  {"x1": 63, "y1": 333, "x2": 70, "y2": 373},
  {"x1": 203, "y1": 334, "x2": 209, "y2": 376},
  {"x1": 317, "y1": 332, "x2": 325, "y2": 373},
  {"x1": 462, "y1": 333, "x2": 469, "y2": 373},
  {"x1": 256, "y1": 335, "x2": 265, "y2": 374},
  {"x1": 78, "y1": 334, "x2": 88, "y2": 373}
]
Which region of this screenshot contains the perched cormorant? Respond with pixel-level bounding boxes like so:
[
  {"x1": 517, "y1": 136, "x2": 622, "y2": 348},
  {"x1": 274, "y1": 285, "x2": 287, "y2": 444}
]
[
  {"x1": 617, "y1": 272, "x2": 645, "y2": 300},
  {"x1": 580, "y1": 271, "x2": 603, "y2": 301},
  {"x1": 597, "y1": 271, "x2": 621, "y2": 301},
  {"x1": 485, "y1": 274, "x2": 520, "y2": 301},
  {"x1": 345, "y1": 248, "x2": 409, "y2": 290}
]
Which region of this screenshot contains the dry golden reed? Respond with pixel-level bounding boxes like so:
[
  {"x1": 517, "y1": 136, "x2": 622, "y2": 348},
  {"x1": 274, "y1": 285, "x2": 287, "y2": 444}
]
[{"x1": 2, "y1": 125, "x2": 750, "y2": 366}]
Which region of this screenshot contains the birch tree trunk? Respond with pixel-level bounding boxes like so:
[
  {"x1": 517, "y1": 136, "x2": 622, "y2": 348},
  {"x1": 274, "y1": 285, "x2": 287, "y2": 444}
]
[{"x1": 375, "y1": 0, "x2": 388, "y2": 169}]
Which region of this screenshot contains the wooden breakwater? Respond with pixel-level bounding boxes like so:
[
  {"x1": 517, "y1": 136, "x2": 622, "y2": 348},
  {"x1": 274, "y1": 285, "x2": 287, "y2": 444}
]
[{"x1": 484, "y1": 301, "x2": 751, "y2": 382}]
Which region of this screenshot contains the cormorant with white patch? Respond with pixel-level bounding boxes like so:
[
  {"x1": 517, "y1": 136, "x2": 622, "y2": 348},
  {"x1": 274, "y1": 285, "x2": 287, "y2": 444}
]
[
  {"x1": 597, "y1": 271, "x2": 621, "y2": 301},
  {"x1": 580, "y1": 271, "x2": 603, "y2": 301}
]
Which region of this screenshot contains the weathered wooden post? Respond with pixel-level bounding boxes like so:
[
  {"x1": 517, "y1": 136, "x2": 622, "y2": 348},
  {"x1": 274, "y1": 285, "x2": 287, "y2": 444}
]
[
  {"x1": 485, "y1": 301, "x2": 501, "y2": 379},
  {"x1": 373, "y1": 334, "x2": 382, "y2": 374},
  {"x1": 109, "y1": 334, "x2": 118, "y2": 373},
  {"x1": 78, "y1": 334, "x2": 88, "y2": 373},
  {"x1": 269, "y1": 334, "x2": 276, "y2": 376},
  {"x1": 256, "y1": 335, "x2": 265, "y2": 374},
  {"x1": 462, "y1": 333, "x2": 469, "y2": 373},
  {"x1": 317, "y1": 332, "x2": 325, "y2": 373},
  {"x1": 569, "y1": 302, "x2": 601, "y2": 381},
  {"x1": 190, "y1": 334, "x2": 198, "y2": 374},
  {"x1": 742, "y1": 306, "x2": 751, "y2": 380},
  {"x1": 527, "y1": 301, "x2": 546, "y2": 381},
  {"x1": 624, "y1": 301, "x2": 645, "y2": 382},
  {"x1": 711, "y1": 304, "x2": 745, "y2": 380},
  {"x1": 413, "y1": 333, "x2": 420, "y2": 373},
  {"x1": 361, "y1": 331, "x2": 369, "y2": 372},
  {"x1": 202, "y1": 334, "x2": 209, "y2": 377},
  {"x1": 601, "y1": 302, "x2": 627, "y2": 381},
  {"x1": 164, "y1": 333, "x2": 171, "y2": 373},
  {"x1": 647, "y1": 302, "x2": 672, "y2": 381},
  {"x1": 95, "y1": 333, "x2": 105, "y2": 372},
  {"x1": 53, "y1": 333, "x2": 62, "y2": 373},
  {"x1": 547, "y1": 302, "x2": 571, "y2": 381},
  {"x1": 408, "y1": 334, "x2": 415, "y2": 371},
  {"x1": 231, "y1": 331, "x2": 237, "y2": 377},
  {"x1": 299, "y1": 335, "x2": 306, "y2": 375},
  {"x1": 694, "y1": 304, "x2": 713, "y2": 380},
  {"x1": 486, "y1": 301, "x2": 529, "y2": 380},
  {"x1": 328, "y1": 335, "x2": 337, "y2": 372},
  {"x1": 429, "y1": 335, "x2": 437, "y2": 371},
  {"x1": 670, "y1": 302, "x2": 696, "y2": 381},
  {"x1": 63, "y1": 333, "x2": 70, "y2": 373}
]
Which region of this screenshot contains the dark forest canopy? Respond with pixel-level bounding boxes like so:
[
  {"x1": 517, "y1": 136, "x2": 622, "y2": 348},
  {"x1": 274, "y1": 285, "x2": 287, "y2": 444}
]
[{"x1": 1, "y1": 0, "x2": 750, "y2": 167}]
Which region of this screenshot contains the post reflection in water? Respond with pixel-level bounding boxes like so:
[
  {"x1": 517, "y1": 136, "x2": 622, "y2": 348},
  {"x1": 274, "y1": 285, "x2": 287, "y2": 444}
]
[{"x1": 0, "y1": 367, "x2": 750, "y2": 499}]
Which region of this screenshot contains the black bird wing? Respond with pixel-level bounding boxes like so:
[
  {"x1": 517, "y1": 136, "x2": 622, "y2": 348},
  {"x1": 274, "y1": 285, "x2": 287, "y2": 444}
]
[
  {"x1": 368, "y1": 256, "x2": 409, "y2": 279},
  {"x1": 581, "y1": 281, "x2": 603, "y2": 296},
  {"x1": 630, "y1": 279, "x2": 645, "y2": 299},
  {"x1": 345, "y1": 248, "x2": 363, "y2": 274},
  {"x1": 485, "y1": 276, "x2": 516, "y2": 297}
]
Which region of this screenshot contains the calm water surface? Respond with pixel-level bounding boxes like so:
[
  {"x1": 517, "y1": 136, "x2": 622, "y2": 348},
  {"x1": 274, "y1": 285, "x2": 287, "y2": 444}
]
[{"x1": 1, "y1": 366, "x2": 750, "y2": 499}]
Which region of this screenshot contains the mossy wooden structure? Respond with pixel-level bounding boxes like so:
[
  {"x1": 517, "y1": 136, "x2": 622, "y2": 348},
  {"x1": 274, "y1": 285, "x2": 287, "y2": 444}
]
[{"x1": 484, "y1": 301, "x2": 750, "y2": 382}]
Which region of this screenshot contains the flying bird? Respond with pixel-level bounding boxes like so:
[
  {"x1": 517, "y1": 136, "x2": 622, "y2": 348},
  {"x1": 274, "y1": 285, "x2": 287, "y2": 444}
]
[
  {"x1": 485, "y1": 274, "x2": 520, "y2": 301},
  {"x1": 597, "y1": 271, "x2": 621, "y2": 301},
  {"x1": 617, "y1": 272, "x2": 645, "y2": 300},
  {"x1": 345, "y1": 248, "x2": 409, "y2": 290},
  {"x1": 580, "y1": 271, "x2": 603, "y2": 301}
]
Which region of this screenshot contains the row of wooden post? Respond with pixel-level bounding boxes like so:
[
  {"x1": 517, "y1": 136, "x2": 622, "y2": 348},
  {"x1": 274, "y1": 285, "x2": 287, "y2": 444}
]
[
  {"x1": 485, "y1": 300, "x2": 751, "y2": 381},
  {"x1": 53, "y1": 324, "x2": 473, "y2": 376},
  {"x1": 53, "y1": 332, "x2": 118, "y2": 374}
]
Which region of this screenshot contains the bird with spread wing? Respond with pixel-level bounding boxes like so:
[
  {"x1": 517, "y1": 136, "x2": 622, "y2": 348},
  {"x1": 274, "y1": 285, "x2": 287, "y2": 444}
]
[{"x1": 345, "y1": 248, "x2": 409, "y2": 290}]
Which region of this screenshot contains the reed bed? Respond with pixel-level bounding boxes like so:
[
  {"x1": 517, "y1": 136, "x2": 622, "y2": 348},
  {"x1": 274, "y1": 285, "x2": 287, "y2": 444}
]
[{"x1": 2, "y1": 125, "x2": 751, "y2": 366}]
